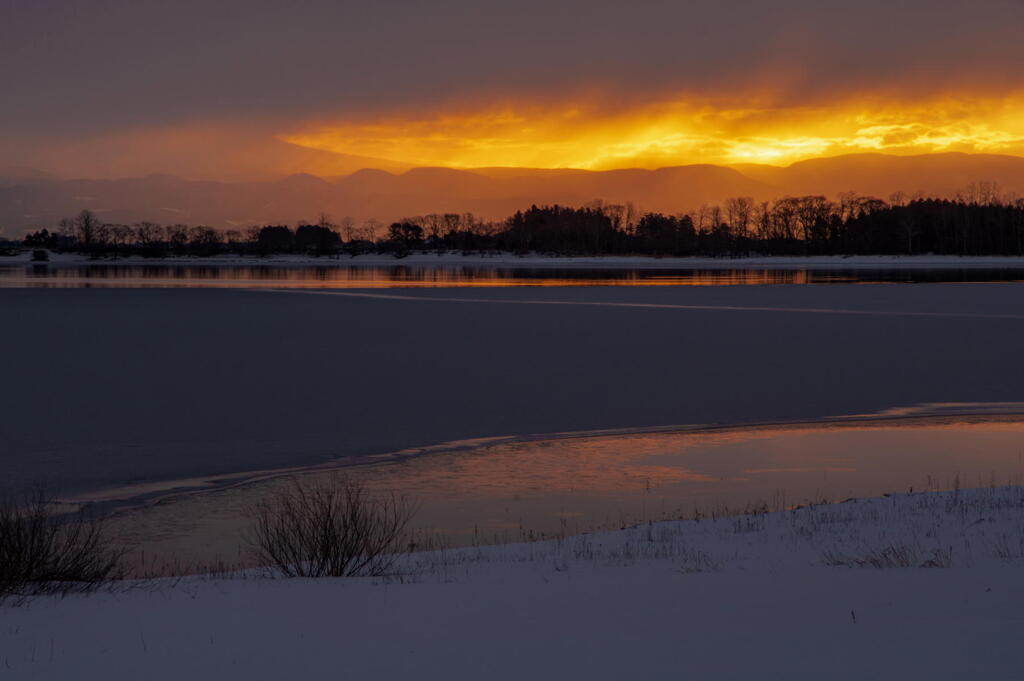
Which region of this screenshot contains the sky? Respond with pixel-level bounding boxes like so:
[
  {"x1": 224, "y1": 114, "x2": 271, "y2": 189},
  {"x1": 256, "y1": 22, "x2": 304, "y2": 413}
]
[{"x1": 3, "y1": 0, "x2": 1024, "y2": 179}]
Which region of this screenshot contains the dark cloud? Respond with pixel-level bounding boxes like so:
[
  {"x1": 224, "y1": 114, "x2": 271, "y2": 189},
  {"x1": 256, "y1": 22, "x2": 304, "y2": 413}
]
[{"x1": 2, "y1": 0, "x2": 1023, "y2": 176}]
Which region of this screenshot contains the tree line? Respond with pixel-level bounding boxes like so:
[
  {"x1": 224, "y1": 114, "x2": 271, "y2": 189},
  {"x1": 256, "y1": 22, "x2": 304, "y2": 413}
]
[{"x1": 20, "y1": 185, "x2": 1024, "y2": 258}]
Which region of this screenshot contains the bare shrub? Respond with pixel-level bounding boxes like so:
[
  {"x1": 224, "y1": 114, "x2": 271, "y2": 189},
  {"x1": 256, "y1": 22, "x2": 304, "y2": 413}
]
[
  {"x1": 0, "y1": 490, "x2": 125, "y2": 599},
  {"x1": 246, "y1": 475, "x2": 418, "y2": 578}
]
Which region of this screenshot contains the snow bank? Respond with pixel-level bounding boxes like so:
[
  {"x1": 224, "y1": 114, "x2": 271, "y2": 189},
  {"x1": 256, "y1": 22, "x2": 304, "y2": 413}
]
[{"x1": 3, "y1": 487, "x2": 1023, "y2": 680}]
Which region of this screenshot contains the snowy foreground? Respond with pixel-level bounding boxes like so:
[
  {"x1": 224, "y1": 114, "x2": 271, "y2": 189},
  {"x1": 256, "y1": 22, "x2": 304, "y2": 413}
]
[{"x1": 3, "y1": 487, "x2": 1023, "y2": 680}]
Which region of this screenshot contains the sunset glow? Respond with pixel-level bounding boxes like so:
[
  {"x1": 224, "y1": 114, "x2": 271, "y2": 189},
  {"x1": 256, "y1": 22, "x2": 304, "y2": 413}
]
[{"x1": 282, "y1": 93, "x2": 1024, "y2": 169}]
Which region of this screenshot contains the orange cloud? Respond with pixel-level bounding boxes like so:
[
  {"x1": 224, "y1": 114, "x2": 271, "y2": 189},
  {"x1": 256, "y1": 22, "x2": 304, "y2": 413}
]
[
  {"x1": 281, "y1": 92, "x2": 1024, "y2": 169},
  {"x1": 2, "y1": 122, "x2": 410, "y2": 181}
]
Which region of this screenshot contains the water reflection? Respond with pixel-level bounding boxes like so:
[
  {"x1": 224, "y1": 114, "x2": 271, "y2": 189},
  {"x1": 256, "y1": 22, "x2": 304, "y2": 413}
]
[
  {"x1": 5, "y1": 263, "x2": 1024, "y2": 288},
  {"x1": 103, "y1": 415, "x2": 1024, "y2": 568}
]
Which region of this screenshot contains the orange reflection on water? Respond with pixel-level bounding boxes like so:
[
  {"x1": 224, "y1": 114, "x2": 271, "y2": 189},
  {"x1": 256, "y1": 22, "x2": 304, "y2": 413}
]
[
  {"x1": 367, "y1": 417, "x2": 1024, "y2": 500},
  {"x1": 104, "y1": 415, "x2": 1024, "y2": 570},
  {"x1": 10, "y1": 265, "x2": 1024, "y2": 290},
  {"x1": 2, "y1": 266, "x2": 824, "y2": 289}
]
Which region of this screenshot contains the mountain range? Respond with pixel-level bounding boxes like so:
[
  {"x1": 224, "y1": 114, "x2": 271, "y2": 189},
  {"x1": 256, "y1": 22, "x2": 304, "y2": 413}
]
[{"x1": 3, "y1": 152, "x2": 1024, "y2": 237}]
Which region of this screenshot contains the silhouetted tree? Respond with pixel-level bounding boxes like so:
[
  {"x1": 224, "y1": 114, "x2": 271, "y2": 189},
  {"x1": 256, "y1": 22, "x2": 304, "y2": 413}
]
[
  {"x1": 295, "y1": 223, "x2": 341, "y2": 255},
  {"x1": 386, "y1": 222, "x2": 424, "y2": 255},
  {"x1": 72, "y1": 210, "x2": 106, "y2": 254},
  {"x1": 257, "y1": 226, "x2": 294, "y2": 254},
  {"x1": 23, "y1": 229, "x2": 58, "y2": 249}
]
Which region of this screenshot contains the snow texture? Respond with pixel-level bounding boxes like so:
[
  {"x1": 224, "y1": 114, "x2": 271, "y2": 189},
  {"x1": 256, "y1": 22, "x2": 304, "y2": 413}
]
[{"x1": 2, "y1": 487, "x2": 1023, "y2": 680}]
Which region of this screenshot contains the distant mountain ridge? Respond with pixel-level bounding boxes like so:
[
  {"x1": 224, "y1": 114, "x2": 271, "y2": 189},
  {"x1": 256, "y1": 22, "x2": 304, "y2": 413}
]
[
  {"x1": 3, "y1": 153, "x2": 1024, "y2": 237},
  {"x1": 731, "y1": 152, "x2": 1024, "y2": 198}
]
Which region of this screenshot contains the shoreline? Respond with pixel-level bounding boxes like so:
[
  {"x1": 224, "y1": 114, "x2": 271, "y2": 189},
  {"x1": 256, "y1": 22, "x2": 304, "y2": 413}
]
[
  {"x1": 73, "y1": 406, "x2": 1024, "y2": 516},
  {"x1": 83, "y1": 408, "x2": 1024, "y2": 571},
  {"x1": 10, "y1": 251, "x2": 1024, "y2": 269}
]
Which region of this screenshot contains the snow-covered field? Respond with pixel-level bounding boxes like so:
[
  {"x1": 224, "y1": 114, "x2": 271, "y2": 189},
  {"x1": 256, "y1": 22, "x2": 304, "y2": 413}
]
[
  {"x1": 3, "y1": 283, "x2": 1024, "y2": 498},
  {"x1": 3, "y1": 486, "x2": 1023, "y2": 680}
]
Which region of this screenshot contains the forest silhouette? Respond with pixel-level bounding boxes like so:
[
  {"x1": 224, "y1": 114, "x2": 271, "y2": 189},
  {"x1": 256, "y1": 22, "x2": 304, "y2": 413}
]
[{"x1": 21, "y1": 187, "x2": 1024, "y2": 258}]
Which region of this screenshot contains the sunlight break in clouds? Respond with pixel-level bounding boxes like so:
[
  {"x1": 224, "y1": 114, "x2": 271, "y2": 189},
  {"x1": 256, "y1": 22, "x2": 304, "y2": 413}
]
[{"x1": 282, "y1": 93, "x2": 1024, "y2": 169}]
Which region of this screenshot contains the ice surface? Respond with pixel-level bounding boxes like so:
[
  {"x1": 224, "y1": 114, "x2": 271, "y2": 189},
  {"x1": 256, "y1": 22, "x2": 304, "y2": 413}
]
[{"x1": 2, "y1": 283, "x2": 1024, "y2": 496}]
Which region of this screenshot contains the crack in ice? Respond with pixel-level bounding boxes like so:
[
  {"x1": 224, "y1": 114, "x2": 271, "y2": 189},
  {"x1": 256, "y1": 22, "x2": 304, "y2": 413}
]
[{"x1": 256, "y1": 288, "x2": 1024, "y2": 321}]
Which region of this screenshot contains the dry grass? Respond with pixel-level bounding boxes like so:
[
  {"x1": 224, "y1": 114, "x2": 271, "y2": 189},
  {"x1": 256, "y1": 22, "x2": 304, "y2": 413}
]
[{"x1": 822, "y1": 543, "x2": 953, "y2": 569}]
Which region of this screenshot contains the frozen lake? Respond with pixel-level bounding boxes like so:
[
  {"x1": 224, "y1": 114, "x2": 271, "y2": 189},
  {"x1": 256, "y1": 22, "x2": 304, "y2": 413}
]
[{"x1": 3, "y1": 281, "x2": 1024, "y2": 502}]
